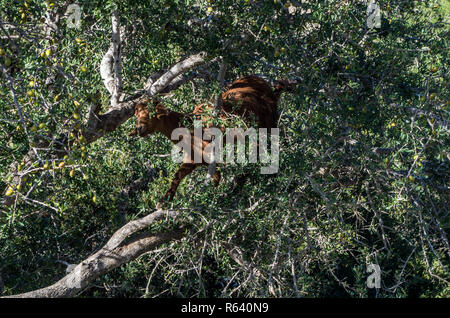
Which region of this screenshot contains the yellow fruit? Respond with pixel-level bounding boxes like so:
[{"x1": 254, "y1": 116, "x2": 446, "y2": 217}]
[
  {"x1": 75, "y1": 38, "x2": 82, "y2": 44},
  {"x1": 27, "y1": 89, "x2": 35, "y2": 97},
  {"x1": 92, "y1": 195, "x2": 97, "y2": 203},
  {"x1": 263, "y1": 25, "x2": 270, "y2": 32},
  {"x1": 44, "y1": 49, "x2": 51, "y2": 58},
  {"x1": 391, "y1": 122, "x2": 396, "y2": 127},
  {"x1": 58, "y1": 161, "x2": 65, "y2": 168},
  {"x1": 83, "y1": 174, "x2": 88, "y2": 180},
  {"x1": 16, "y1": 184, "x2": 21, "y2": 191},
  {"x1": 280, "y1": 47, "x2": 286, "y2": 53},
  {"x1": 430, "y1": 66, "x2": 438, "y2": 73},
  {"x1": 207, "y1": 7, "x2": 213, "y2": 13},
  {"x1": 73, "y1": 100, "x2": 80, "y2": 107},
  {"x1": 5, "y1": 187, "x2": 14, "y2": 196},
  {"x1": 80, "y1": 66, "x2": 87, "y2": 73},
  {"x1": 53, "y1": 94, "x2": 61, "y2": 102},
  {"x1": 4, "y1": 56, "x2": 11, "y2": 67},
  {"x1": 408, "y1": 175, "x2": 414, "y2": 182},
  {"x1": 429, "y1": 93, "x2": 436, "y2": 100},
  {"x1": 69, "y1": 169, "x2": 75, "y2": 178},
  {"x1": 73, "y1": 113, "x2": 80, "y2": 120},
  {"x1": 413, "y1": 155, "x2": 419, "y2": 160},
  {"x1": 79, "y1": 135, "x2": 86, "y2": 143},
  {"x1": 0, "y1": 48, "x2": 5, "y2": 56},
  {"x1": 29, "y1": 80, "x2": 35, "y2": 87},
  {"x1": 43, "y1": 162, "x2": 49, "y2": 169}
]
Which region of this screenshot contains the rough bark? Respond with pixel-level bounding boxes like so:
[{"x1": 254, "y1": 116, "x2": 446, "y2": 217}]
[
  {"x1": 3, "y1": 209, "x2": 184, "y2": 298},
  {"x1": 147, "y1": 52, "x2": 207, "y2": 96},
  {"x1": 205, "y1": 58, "x2": 227, "y2": 183}
]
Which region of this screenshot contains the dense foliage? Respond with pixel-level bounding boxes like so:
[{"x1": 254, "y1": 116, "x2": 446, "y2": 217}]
[{"x1": 0, "y1": 0, "x2": 448, "y2": 297}]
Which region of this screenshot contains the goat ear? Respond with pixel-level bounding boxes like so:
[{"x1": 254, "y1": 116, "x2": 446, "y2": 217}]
[{"x1": 129, "y1": 128, "x2": 137, "y2": 136}]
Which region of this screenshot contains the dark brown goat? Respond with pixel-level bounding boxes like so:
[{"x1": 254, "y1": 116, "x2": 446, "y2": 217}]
[{"x1": 129, "y1": 75, "x2": 294, "y2": 207}]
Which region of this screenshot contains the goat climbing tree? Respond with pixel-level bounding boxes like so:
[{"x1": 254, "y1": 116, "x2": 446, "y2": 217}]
[{"x1": 1, "y1": 0, "x2": 448, "y2": 298}]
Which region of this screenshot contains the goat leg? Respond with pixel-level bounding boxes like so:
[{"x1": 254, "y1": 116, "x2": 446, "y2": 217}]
[
  {"x1": 156, "y1": 163, "x2": 197, "y2": 209},
  {"x1": 213, "y1": 169, "x2": 221, "y2": 187}
]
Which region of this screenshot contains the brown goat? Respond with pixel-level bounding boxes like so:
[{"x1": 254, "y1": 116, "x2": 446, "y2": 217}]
[{"x1": 129, "y1": 75, "x2": 294, "y2": 207}]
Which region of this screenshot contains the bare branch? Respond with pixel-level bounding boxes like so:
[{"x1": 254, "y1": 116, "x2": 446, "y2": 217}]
[
  {"x1": 111, "y1": 10, "x2": 123, "y2": 106},
  {"x1": 100, "y1": 10, "x2": 124, "y2": 106},
  {"x1": 3, "y1": 209, "x2": 184, "y2": 298},
  {"x1": 100, "y1": 45, "x2": 114, "y2": 96},
  {"x1": 205, "y1": 57, "x2": 227, "y2": 184},
  {"x1": 147, "y1": 52, "x2": 208, "y2": 96}
]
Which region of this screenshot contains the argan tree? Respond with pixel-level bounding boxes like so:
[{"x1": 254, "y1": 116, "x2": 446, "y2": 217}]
[{"x1": 0, "y1": 0, "x2": 448, "y2": 297}]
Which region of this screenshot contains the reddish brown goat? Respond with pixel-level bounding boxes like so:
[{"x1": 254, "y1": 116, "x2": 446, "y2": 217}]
[{"x1": 129, "y1": 75, "x2": 294, "y2": 207}]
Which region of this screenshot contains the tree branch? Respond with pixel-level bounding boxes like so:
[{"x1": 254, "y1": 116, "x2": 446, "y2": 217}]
[
  {"x1": 2, "y1": 209, "x2": 185, "y2": 298},
  {"x1": 205, "y1": 57, "x2": 227, "y2": 184},
  {"x1": 147, "y1": 52, "x2": 208, "y2": 96},
  {"x1": 100, "y1": 10, "x2": 124, "y2": 106}
]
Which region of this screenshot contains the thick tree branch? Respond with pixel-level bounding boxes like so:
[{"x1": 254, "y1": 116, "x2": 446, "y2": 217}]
[
  {"x1": 100, "y1": 46, "x2": 114, "y2": 96},
  {"x1": 111, "y1": 10, "x2": 123, "y2": 106},
  {"x1": 100, "y1": 11, "x2": 123, "y2": 106},
  {"x1": 147, "y1": 52, "x2": 207, "y2": 96},
  {"x1": 205, "y1": 57, "x2": 227, "y2": 184},
  {"x1": 3, "y1": 209, "x2": 184, "y2": 298},
  {"x1": 86, "y1": 51, "x2": 209, "y2": 141}
]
